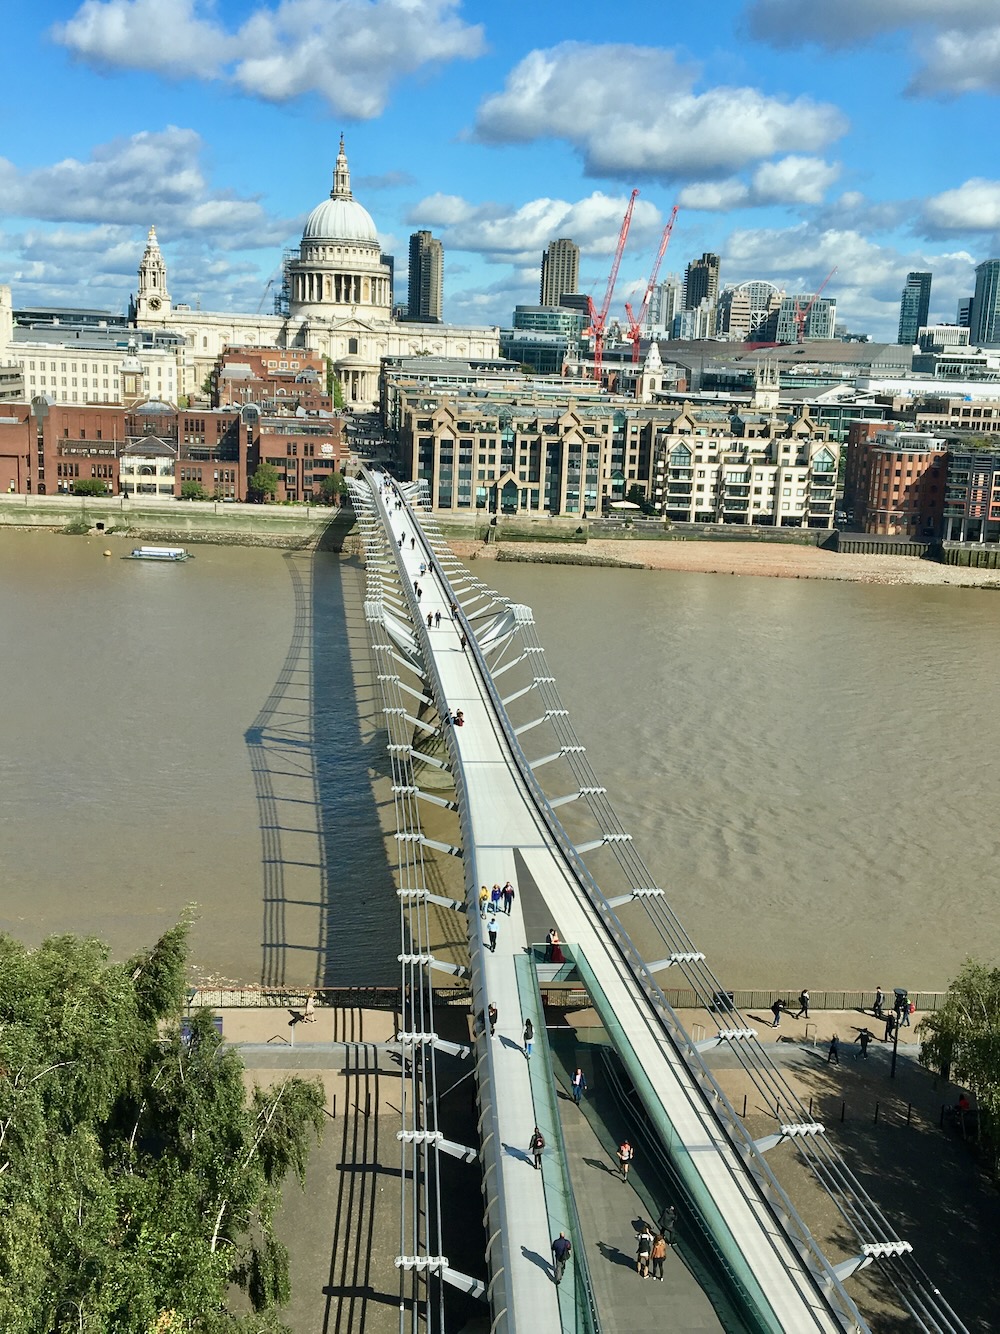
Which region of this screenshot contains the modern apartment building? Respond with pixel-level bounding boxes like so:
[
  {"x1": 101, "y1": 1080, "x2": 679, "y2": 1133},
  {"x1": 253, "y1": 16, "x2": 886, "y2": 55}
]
[
  {"x1": 539, "y1": 238, "x2": 580, "y2": 307},
  {"x1": 897, "y1": 272, "x2": 932, "y2": 345},
  {"x1": 407, "y1": 230, "x2": 444, "y2": 323},
  {"x1": 654, "y1": 404, "x2": 838, "y2": 527}
]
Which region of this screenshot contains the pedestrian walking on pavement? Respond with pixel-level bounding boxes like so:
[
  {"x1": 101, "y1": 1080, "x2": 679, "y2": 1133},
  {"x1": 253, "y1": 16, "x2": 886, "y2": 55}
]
[
  {"x1": 827, "y1": 1034, "x2": 840, "y2": 1065},
  {"x1": 650, "y1": 1233, "x2": 668, "y2": 1282},
  {"x1": 855, "y1": 1027, "x2": 872, "y2": 1059},
  {"x1": 873, "y1": 986, "x2": 885, "y2": 1020},
  {"x1": 434, "y1": 610, "x2": 441, "y2": 627},
  {"x1": 427, "y1": 612, "x2": 433, "y2": 628},
  {"x1": 529, "y1": 1125, "x2": 545, "y2": 1170},
  {"x1": 794, "y1": 989, "x2": 810, "y2": 1020},
  {"x1": 884, "y1": 1012, "x2": 896, "y2": 1043},
  {"x1": 523, "y1": 1017, "x2": 533, "y2": 1059},
  {"x1": 502, "y1": 880, "x2": 515, "y2": 914},
  {"x1": 636, "y1": 1223, "x2": 654, "y2": 1278},
  {"x1": 410, "y1": 538, "x2": 415, "y2": 550},
  {"x1": 571, "y1": 1067, "x2": 587, "y2": 1105},
  {"x1": 487, "y1": 916, "x2": 498, "y2": 953},
  {"x1": 488, "y1": 1002, "x2": 498, "y2": 1038},
  {"x1": 771, "y1": 999, "x2": 785, "y2": 1028},
  {"x1": 459, "y1": 632, "x2": 467, "y2": 650},
  {"x1": 551, "y1": 1232, "x2": 571, "y2": 1284},
  {"x1": 617, "y1": 1139, "x2": 634, "y2": 1181},
  {"x1": 479, "y1": 886, "x2": 489, "y2": 920},
  {"x1": 415, "y1": 585, "x2": 422, "y2": 601}
]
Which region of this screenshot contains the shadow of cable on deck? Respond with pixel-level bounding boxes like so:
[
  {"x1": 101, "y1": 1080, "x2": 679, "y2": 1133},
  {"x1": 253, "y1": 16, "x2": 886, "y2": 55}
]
[{"x1": 244, "y1": 520, "x2": 399, "y2": 988}]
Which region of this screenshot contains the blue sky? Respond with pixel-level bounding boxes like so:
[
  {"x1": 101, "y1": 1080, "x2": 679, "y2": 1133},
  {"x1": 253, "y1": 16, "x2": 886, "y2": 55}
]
[{"x1": 1, "y1": 0, "x2": 999, "y2": 339}]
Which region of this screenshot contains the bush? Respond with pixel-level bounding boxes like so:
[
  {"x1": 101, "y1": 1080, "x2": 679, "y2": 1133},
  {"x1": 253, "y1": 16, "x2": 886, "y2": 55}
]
[{"x1": 72, "y1": 479, "x2": 110, "y2": 497}]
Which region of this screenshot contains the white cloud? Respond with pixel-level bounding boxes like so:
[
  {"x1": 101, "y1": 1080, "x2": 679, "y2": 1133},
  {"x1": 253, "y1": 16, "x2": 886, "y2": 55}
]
[
  {"x1": 679, "y1": 156, "x2": 840, "y2": 211},
  {"x1": 472, "y1": 43, "x2": 846, "y2": 179},
  {"x1": 53, "y1": 0, "x2": 485, "y2": 118},
  {"x1": 909, "y1": 25, "x2": 1000, "y2": 95},
  {"x1": 407, "y1": 190, "x2": 664, "y2": 263},
  {"x1": 0, "y1": 128, "x2": 292, "y2": 247},
  {"x1": 743, "y1": 0, "x2": 994, "y2": 49},
  {"x1": 922, "y1": 178, "x2": 1000, "y2": 233}
]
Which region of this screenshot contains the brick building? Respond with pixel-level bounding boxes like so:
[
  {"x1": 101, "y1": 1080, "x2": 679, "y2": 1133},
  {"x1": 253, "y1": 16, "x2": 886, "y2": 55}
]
[
  {"x1": 211, "y1": 346, "x2": 332, "y2": 413},
  {"x1": 848, "y1": 427, "x2": 947, "y2": 537}
]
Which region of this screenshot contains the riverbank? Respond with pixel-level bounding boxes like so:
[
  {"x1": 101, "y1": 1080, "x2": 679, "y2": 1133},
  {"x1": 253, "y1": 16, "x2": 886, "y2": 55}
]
[
  {"x1": 452, "y1": 536, "x2": 1000, "y2": 587},
  {"x1": 0, "y1": 493, "x2": 351, "y2": 549}
]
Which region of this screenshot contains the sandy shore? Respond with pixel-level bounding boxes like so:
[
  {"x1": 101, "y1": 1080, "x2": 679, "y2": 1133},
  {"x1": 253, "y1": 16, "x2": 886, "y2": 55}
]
[{"x1": 450, "y1": 538, "x2": 1000, "y2": 587}]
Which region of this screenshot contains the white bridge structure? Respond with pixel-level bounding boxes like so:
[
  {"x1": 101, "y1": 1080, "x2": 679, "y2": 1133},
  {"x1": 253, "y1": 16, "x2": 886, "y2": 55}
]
[{"x1": 349, "y1": 470, "x2": 967, "y2": 1334}]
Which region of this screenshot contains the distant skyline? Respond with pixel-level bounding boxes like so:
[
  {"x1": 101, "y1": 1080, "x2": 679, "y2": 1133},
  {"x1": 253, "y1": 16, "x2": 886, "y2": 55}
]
[{"x1": 2, "y1": 0, "x2": 1000, "y2": 339}]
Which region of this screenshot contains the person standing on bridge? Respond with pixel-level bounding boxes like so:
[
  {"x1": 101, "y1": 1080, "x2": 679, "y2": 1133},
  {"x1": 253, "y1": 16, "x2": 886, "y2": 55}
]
[
  {"x1": 873, "y1": 986, "x2": 885, "y2": 1020},
  {"x1": 650, "y1": 1232, "x2": 668, "y2": 1281},
  {"x1": 487, "y1": 915, "x2": 499, "y2": 953},
  {"x1": 635, "y1": 1223, "x2": 654, "y2": 1278},
  {"x1": 551, "y1": 1232, "x2": 571, "y2": 1285},
  {"x1": 530, "y1": 1125, "x2": 545, "y2": 1170}
]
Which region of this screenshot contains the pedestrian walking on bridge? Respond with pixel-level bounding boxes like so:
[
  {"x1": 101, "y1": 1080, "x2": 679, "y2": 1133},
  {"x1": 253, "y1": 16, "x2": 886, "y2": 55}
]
[
  {"x1": 552, "y1": 1232, "x2": 571, "y2": 1284},
  {"x1": 794, "y1": 989, "x2": 810, "y2": 1020},
  {"x1": 571, "y1": 1067, "x2": 587, "y2": 1105},
  {"x1": 523, "y1": 1017, "x2": 533, "y2": 1059},
  {"x1": 617, "y1": 1139, "x2": 634, "y2": 1181},
  {"x1": 487, "y1": 916, "x2": 498, "y2": 953}
]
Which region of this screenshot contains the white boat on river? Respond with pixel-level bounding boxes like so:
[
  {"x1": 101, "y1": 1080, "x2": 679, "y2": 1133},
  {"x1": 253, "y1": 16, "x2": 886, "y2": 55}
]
[{"x1": 126, "y1": 546, "x2": 192, "y2": 562}]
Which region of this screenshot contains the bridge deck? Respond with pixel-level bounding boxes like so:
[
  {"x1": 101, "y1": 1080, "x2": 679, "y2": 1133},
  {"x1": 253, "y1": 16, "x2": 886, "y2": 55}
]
[{"x1": 383, "y1": 486, "x2": 844, "y2": 1334}]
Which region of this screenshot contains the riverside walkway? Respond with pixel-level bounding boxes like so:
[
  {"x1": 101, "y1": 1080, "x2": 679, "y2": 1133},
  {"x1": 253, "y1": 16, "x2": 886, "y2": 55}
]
[{"x1": 350, "y1": 471, "x2": 966, "y2": 1334}]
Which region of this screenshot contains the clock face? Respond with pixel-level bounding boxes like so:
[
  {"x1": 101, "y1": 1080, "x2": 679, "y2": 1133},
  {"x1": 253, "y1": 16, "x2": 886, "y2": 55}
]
[{"x1": 149, "y1": 296, "x2": 161, "y2": 311}]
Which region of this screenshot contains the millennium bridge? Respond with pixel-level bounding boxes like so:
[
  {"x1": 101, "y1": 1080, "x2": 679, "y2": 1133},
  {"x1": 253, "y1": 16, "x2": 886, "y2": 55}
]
[{"x1": 348, "y1": 469, "x2": 966, "y2": 1334}]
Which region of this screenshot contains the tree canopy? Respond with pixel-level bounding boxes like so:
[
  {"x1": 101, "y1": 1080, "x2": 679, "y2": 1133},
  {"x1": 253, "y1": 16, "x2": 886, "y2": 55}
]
[
  {"x1": 0, "y1": 915, "x2": 324, "y2": 1331},
  {"x1": 920, "y1": 958, "x2": 1000, "y2": 1174},
  {"x1": 248, "y1": 463, "x2": 280, "y2": 503}
]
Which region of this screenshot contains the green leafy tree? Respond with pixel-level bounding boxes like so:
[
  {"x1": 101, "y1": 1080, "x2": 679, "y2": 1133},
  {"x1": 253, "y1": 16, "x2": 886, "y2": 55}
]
[
  {"x1": 181, "y1": 480, "x2": 208, "y2": 501},
  {"x1": 72, "y1": 478, "x2": 110, "y2": 497},
  {"x1": 626, "y1": 483, "x2": 656, "y2": 515},
  {"x1": 920, "y1": 959, "x2": 1000, "y2": 1175},
  {"x1": 0, "y1": 915, "x2": 324, "y2": 1332},
  {"x1": 249, "y1": 463, "x2": 280, "y2": 503},
  {"x1": 320, "y1": 471, "x2": 347, "y2": 506}
]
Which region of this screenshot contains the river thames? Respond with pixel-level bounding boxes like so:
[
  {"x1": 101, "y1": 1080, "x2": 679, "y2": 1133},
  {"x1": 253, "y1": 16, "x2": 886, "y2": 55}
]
[{"x1": 2, "y1": 529, "x2": 998, "y2": 991}]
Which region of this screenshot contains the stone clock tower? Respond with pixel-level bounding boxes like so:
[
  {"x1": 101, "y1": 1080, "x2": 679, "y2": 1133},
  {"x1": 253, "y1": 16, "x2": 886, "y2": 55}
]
[{"x1": 134, "y1": 225, "x2": 171, "y2": 320}]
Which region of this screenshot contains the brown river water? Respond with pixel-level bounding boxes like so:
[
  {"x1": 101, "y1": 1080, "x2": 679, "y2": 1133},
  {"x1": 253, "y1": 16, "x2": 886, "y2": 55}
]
[{"x1": 1, "y1": 530, "x2": 998, "y2": 991}]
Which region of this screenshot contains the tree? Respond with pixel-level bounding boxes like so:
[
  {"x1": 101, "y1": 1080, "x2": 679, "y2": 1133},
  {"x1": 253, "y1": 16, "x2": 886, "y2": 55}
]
[
  {"x1": 320, "y1": 471, "x2": 346, "y2": 506},
  {"x1": 72, "y1": 479, "x2": 110, "y2": 497},
  {"x1": 626, "y1": 483, "x2": 656, "y2": 516},
  {"x1": 249, "y1": 463, "x2": 280, "y2": 503},
  {"x1": 0, "y1": 916, "x2": 324, "y2": 1332},
  {"x1": 920, "y1": 959, "x2": 1000, "y2": 1175},
  {"x1": 181, "y1": 481, "x2": 208, "y2": 501}
]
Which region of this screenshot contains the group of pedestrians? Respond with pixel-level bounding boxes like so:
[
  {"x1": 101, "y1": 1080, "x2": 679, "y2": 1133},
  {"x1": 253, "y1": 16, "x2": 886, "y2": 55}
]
[{"x1": 552, "y1": 1202, "x2": 677, "y2": 1288}]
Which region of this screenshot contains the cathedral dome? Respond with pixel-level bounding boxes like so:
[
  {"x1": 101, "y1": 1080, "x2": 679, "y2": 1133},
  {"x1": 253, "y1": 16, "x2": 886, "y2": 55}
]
[
  {"x1": 303, "y1": 196, "x2": 378, "y2": 244},
  {"x1": 301, "y1": 135, "x2": 378, "y2": 245}
]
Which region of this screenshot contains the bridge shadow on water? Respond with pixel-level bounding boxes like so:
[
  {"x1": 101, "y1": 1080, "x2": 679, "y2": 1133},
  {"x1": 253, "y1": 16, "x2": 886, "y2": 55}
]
[{"x1": 245, "y1": 516, "x2": 399, "y2": 988}]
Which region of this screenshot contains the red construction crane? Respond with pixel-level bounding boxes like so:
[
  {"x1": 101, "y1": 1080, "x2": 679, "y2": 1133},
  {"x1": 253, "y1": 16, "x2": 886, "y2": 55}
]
[
  {"x1": 585, "y1": 189, "x2": 638, "y2": 383},
  {"x1": 794, "y1": 266, "x2": 837, "y2": 343},
  {"x1": 624, "y1": 204, "x2": 679, "y2": 364}
]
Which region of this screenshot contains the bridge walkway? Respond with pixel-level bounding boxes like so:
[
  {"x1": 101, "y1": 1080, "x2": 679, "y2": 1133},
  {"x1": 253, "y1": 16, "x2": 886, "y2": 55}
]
[{"x1": 380, "y1": 484, "x2": 846, "y2": 1334}]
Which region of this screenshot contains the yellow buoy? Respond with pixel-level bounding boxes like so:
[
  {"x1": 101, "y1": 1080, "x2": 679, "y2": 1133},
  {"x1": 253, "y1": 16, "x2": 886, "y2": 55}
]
[{"x1": 103, "y1": 549, "x2": 112, "y2": 557}]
